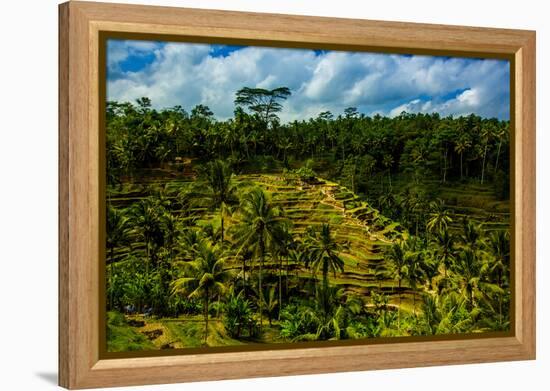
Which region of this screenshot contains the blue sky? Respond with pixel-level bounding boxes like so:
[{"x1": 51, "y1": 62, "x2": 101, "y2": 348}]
[{"x1": 106, "y1": 39, "x2": 510, "y2": 121}]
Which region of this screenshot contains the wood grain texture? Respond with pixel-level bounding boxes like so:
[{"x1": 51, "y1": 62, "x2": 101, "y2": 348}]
[{"x1": 58, "y1": 1, "x2": 536, "y2": 388}]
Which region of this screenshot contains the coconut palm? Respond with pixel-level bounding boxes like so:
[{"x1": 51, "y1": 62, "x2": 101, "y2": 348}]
[
  {"x1": 107, "y1": 206, "x2": 132, "y2": 264},
  {"x1": 304, "y1": 224, "x2": 346, "y2": 291},
  {"x1": 223, "y1": 289, "x2": 253, "y2": 338},
  {"x1": 106, "y1": 206, "x2": 132, "y2": 309},
  {"x1": 461, "y1": 218, "x2": 483, "y2": 251},
  {"x1": 382, "y1": 154, "x2": 394, "y2": 189},
  {"x1": 256, "y1": 284, "x2": 279, "y2": 327},
  {"x1": 480, "y1": 123, "x2": 495, "y2": 184},
  {"x1": 426, "y1": 200, "x2": 453, "y2": 234},
  {"x1": 453, "y1": 248, "x2": 485, "y2": 309},
  {"x1": 493, "y1": 124, "x2": 509, "y2": 174},
  {"x1": 230, "y1": 187, "x2": 287, "y2": 332},
  {"x1": 454, "y1": 135, "x2": 472, "y2": 180},
  {"x1": 272, "y1": 225, "x2": 293, "y2": 316},
  {"x1": 432, "y1": 227, "x2": 456, "y2": 278},
  {"x1": 486, "y1": 230, "x2": 510, "y2": 321},
  {"x1": 196, "y1": 159, "x2": 238, "y2": 244},
  {"x1": 130, "y1": 197, "x2": 166, "y2": 273},
  {"x1": 385, "y1": 241, "x2": 408, "y2": 331},
  {"x1": 315, "y1": 285, "x2": 345, "y2": 336},
  {"x1": 404, "y1": 250, "x2": 424, "y2": 316},
  {"x1": 171, "y1": 241, "x2": 230, "y2": 344},
  {"x1": 418, "y1": 292, "x2": 472, "y2": 335}
]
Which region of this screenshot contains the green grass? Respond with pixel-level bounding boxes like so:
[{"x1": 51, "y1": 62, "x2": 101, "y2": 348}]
[{"x1": 106, "y1": 311, "x2": 155, "y2": 352}]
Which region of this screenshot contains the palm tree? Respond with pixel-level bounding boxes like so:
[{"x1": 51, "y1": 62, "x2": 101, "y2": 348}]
[
  {"x1": 230, "y1": 187, "x2": 287, "y2": 332},
  {"x1": 273, "y1": 225, "x2": 293, "y2": 317},
  {"x1": 461, "y1": 219, "x2": 482, "y2": 251},
  {"x1": 171, "y1": 241, "x2": 230, "y2": 344},
  {"x1": 418, "y1": 292, "x2": 472, "y2": 335},
  {"x1": 385, "y1": 241, "x2": 407, "y2": 331},
  {"x1": 452, "y1": 248, "x2": 490, "y2": 310},
  {"x1": 107, "y1": 206, "x2": 132, "y2": 264},
  {"x1": 224, "y1": 289, "x2": 253, "y2": 338},
  {"x1": 106, "y1": 206, "x2": 132, "y2": 309},
  {"x1": 454, "y1": 135, "x2": 472, "y2": 180},
  {"x1": 480, "y1": 123, "x2": 495, "y2": 184},
  {"x1": 257, "y1": 285, "x2": 279, "y2": 327},
  {"x1": 382, "y1": 154, "x2": 394, "y2": 189},
  {"x1": 131, "y1": 197, "x2": 165, "y2": 273},
  {"x1": 162, "y1": 212, "x2": 180, "y2": 261},
  {"x1": 420, "y1": 251, "x2": 441, "y2": 292},
  {"x1": 197, "y1": 160, "x2": 238, "y2": 244},
  {"x1": 493, "y1": 125, "x2": 508, "y2": 174},
  {"x1": 426, "y1": 200, "x2": 453, "y2": 234},
  {"x1": 404, "y1": 250, "x2": 424, "y2": 316},
  {"x1": 432, "y1": 227, "x2": 455, "y2": 278},
  {"x1": 487, "y1": 230, "x2": 510, "y2": 321},
  {"x1": 304, "y1": 224, "x2": 345, "y2": 291}
]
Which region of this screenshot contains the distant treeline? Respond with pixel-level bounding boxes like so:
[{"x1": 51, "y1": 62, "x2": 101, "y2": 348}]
[{"x1": 106, "y1": 95, "x2": 510, "y2": 199}]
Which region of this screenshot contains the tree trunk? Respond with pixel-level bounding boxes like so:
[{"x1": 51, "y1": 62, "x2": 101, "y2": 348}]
[
  {"x1": 220, "y1": 212, "x2": 224, "y2": 244},
  {"x1": 398, "y1": 279, "x2": 402, "y2": 332},
  {"x1": 494, "y1": 139, "x2": 502, "y2": 174},
  {"x1": 242, "y1": 259, "x2": 247, "y2": 296},
  {"x1": 481, "y1": 142, "x2": 488, "y2": 184},
  {"x1": 259, "y1": 241, "x2": 264, "y2": 333},
  {"x1": 204, "y1": 292, "x2": 209, "y2": 345},
  {"x1": 443, "y1": 148, "x2": 448, "y2": 183},
  {"x1": 278, "y1": 256, "x2": 283, "y2": 320},
  {"x1": 145, "y1": 236, "x2": 150, "y2": 275},
  {"x1": 109, "y1": 246, "x2": 115, "y2": 310},
  {"x1": 286, "y1": 256, "x2": 289, "y2": 298},
  {"x1": 412, "y1": 290, "x2": 416, "y2": 317},
  {"x1": 460, "y1": 152, "x2": 463, "y2": 180}
]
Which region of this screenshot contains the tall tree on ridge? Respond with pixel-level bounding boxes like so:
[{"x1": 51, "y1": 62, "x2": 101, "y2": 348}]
[{"x1": 234, "y1": 86, "x2": 291, "y2": 146}]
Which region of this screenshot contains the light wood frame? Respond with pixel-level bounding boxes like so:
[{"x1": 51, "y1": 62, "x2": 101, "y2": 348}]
[{"x1": 59, "y1": 1, "x2": 536, "y2": 388}]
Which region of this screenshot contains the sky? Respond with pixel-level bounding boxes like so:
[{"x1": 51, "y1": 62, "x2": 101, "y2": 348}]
[{"x1": 106, "y1": 39, "x2": 510, "y2": 122}]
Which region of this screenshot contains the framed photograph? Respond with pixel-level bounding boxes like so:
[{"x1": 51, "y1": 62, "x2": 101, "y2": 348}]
[{"x1": 59, "y1": 1, "x2": 536, "y2": 389}]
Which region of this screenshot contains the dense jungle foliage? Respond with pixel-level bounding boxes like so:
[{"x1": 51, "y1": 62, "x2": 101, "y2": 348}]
[{"x1": 105, "y1": 87, "x2": 510, "y2": 351}]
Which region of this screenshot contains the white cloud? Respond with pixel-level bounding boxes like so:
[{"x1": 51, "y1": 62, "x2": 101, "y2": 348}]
[{"x1": 107, "y1": 40, "x2": 510, "y2": 121}]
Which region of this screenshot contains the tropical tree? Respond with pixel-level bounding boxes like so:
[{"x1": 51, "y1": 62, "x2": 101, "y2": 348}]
[
  {"x1": 480, "y1": 123, "x2": 495, "y2": 184},
  {"x1": 385, "y1": 241, "x2": 408, "y2": 330},
  {"x1": 418, "y1": 292, "x2": 472, "y2": 335},
  {"x1": 404, "y1": 249, "x2": 424, "y2": 316},
  {"x1": 486, "y1": 230, "x2": 510, "y2": 321},
  {"x1": 171, "y1": 241, "x2": 230, "y2": 344},
  {"x1": 230, "y1": 187, "x2": 288, "y2": 332},
  {"x1": 107, "y1": 206, "x2": 132, "y2": 264},
  {"x1": 304, "y1": 224, "x2": 346, "y2": 291},
  {"x1": 426, "y1": 200, "x2": 453, "y2": 234},
  {"x1": 257, "y1": 285, "x2": 279, "y2": 327},
  {"x1": 382, "y1": 154, "x2": 394, "y2": 189},
  {"x1": 454, "y1": 134, "x2": 472, "y2": 180},
  {"x1": 461, "y1": 219, "x2": 483, "y2": 251},
  {"x1": 196, "y1": 159, "x2": 238, "y2": 243},
  {"x1": 130, "y1": 197, "x2": 166, "y2": 273},
  {"x1": 223, "y1": 289, "x2": 253, "y2": 338},
  {"x1": 493, "y1": 124, "x2": 509, "y2": 174},
  {"x1": 432, "y1": 228, "x2": 456, "y2": 278},
  {"x1": 234, "y1": 86, "x2": 291, "y2": 146},
  {"x1": 452, "y1": 248, "x2": 487, "y2": 309}
]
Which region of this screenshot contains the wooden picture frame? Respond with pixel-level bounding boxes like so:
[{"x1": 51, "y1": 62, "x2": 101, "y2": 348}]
[{"x1": 59, "y1": 1, "x2": 536, "y2": 388}]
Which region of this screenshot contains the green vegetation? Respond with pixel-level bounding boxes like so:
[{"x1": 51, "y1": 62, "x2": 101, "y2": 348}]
[{"x1": 106, "y1": 87, "x2": 510, "y2": 351}]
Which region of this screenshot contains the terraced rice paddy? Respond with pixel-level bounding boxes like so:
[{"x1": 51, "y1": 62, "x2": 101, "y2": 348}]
[{"x1": 109, "y1": 167, "x2": 422, "y2": 313}]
